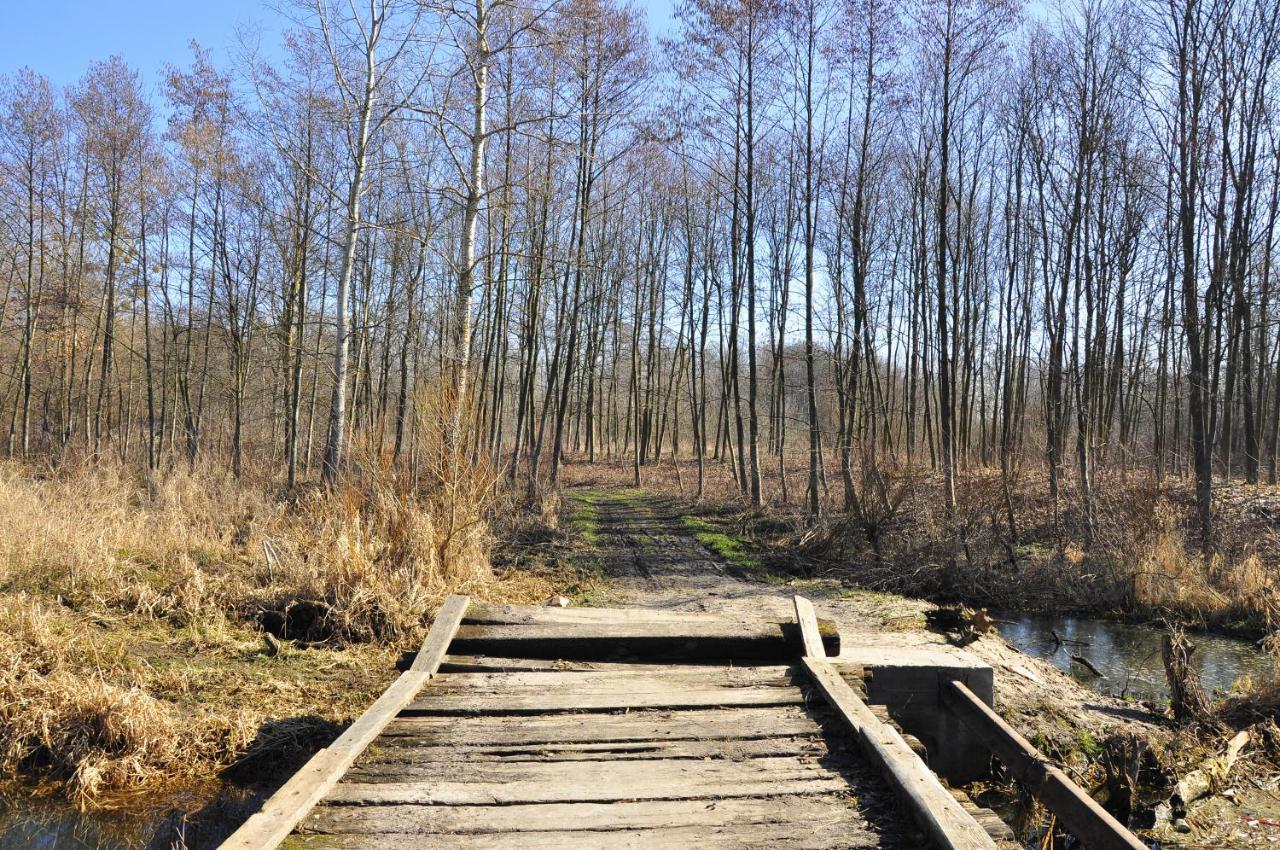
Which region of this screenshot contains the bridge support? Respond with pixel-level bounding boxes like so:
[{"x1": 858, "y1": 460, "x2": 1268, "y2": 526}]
[{"x1": 832, "y1": 647, "x2": 994, "y2": 783}]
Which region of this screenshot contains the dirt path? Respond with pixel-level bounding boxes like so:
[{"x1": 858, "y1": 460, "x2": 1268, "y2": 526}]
[
  {"x1": 579, "y1": 489, "x2": 758, "y2": 605},
  {"x1": 567, "y1": 486, "x2": 1168, "y2": 762}
]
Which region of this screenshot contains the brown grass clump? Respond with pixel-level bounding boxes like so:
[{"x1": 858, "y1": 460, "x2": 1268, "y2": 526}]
[
  {"x1": 0, "y1": 595, "x2": 247, "y2": 805},
  {"x1": 0, "y1": 448, "x2": 560, "y2": 805},
  {"x1": 1133, "y1": 505, "x2": 1280, "y2": 630},
  {"x1": 1233, "y1": 634, "x2": 1280, "y2": 716}
]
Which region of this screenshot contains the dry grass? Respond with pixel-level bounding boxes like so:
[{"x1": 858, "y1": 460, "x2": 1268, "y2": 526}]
[{"x1": 0, "y1": 447, "x2": 560, "y2": 806}]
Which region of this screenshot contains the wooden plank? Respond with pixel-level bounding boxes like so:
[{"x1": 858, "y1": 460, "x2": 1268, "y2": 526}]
[
  {"x1": 427, "y1": 666, "x2": 794, "y2": 691},
  {"x1": 464, "y1": 604, "x2": 723, "y2": 624},
  {"x1": 335, "y1": 754, "x2": 851, "y2": 787},
  {"x1": 801, "y1": 657, "x2": 997, "y2": 850},
  {"x1": 326, "y1": 772, "x2": 853, "y2": 806},
  {"x1": 793, "y1": 595, "x2": 826, "y2": 659},
  {"x1": 221, "y1": 595, "x2": 469, "y2": 850},
  {"x1": 450, "y1": 619, "x2": 838, "y2": 660},
  {"x1": 442, "y1": 654, "x2": 750, "y2": 673},
  {"x1": 404, "y1": 685, "x2": 805, "y2": 713},
  {"x1": 942, "y1": 680, "x2": 1146, "y2": 850},
  {"x1": 285, "y1": 822, "x2": 884, "y2": 849},
  {"x1": 409, "y1": 594, "x2": 470, "y2": 673},
  {"x1": 358, "y1": 736, "x2": 828, "y2": 764},
  {"x1": 347, "y1": 746, "x2": 850, "y2": 782},
  {"x1": 380, "y1": 705, "x2": 827, "y2": 745},
  {"x1": 302, "y1": 795, "x2": 868, "y2": 836},
  {"x1": 424, "y1": 670, "x2": 793, "y2": 696}
]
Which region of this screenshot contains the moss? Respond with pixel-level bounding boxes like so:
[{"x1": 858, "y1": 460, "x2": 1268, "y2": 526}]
[{"x1": 1075, "y1": 729, "x2": 1103, "y2": 758}]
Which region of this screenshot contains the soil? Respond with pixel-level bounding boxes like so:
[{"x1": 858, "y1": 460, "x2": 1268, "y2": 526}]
[{"x1": 563, "y1": 484, "x2": 1280, "y2": 849}]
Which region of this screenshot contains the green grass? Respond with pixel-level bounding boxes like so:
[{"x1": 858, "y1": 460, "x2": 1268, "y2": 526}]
[
  {"x1": 1074, "y1": 729, "x2": 1103, "y2": 758},
  {"x1": 588, "y1": 488, "x2": 647, "y2": 504},
  {"x1": 567, "y1": 496, "x2": 601, "y2": 546},
  {"x1": 679, "y1": 515, "x2": 765, "y2": 573}
]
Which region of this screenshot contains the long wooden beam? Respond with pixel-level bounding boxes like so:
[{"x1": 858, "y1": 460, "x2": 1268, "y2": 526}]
[
  {"x1": 942, "y1": 680, "x2": 1147, "y2": 850},
  {"x1": 792, "y1": 595, "x2": 827, "y2": 659},
  {"x1": 220, "y1": 595, "x2": 470, "y2": 850},
  {"x1": 801, "y1": 657, "x2": 997, "y2": 849}
]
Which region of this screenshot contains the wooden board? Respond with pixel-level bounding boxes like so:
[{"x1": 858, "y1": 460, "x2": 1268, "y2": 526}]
[
  {"x1": 450, "y1": 618, "x2": 838, "y2": 659},
  {"x1": 380, "y1": 705, "x2": 829, "y2": 745},
  {"x1": 358, "y1": 736, "x2": 829, "y2": 764},
  {"x1": 942, "y1": 680, "x2": 1146, "y2": 850},
  {"x1": 300, "y1": 794, "x2": 871, "y2": 835},
  {"x1": 340, "y1": 753, "x2": 850, "y2": 786},
  {"x1": 439, "y1": 654, "x2": 765, "y2": 673},
  {"x1": 405, "y1": 685, "x2": 806, "y2": 713},
  {"x1": 794, "y1": 595, "x2": 827, "y2": 659},
  {"x1": 428, "y1": 665, "x2": 793, "y2": 686},
  {"x1": 285, "y1": 822, "x2": 885, "y2": 849},
  {"x1": 325, "y1": 773, "x2": 854, "y2": 806}
]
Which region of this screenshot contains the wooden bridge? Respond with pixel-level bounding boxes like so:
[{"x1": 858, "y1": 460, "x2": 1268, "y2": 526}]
[{"x1": 222, "y1": 596, "x2": 1146, "y2": 849}]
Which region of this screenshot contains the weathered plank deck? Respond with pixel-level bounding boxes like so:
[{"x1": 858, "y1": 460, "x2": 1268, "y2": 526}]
[{"x1": 223, "y1": 597, "x2": 1020, "y2": 849}]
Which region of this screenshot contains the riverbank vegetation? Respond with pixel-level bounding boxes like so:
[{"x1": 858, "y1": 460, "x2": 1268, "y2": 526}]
[
  {"x1": 0, "y1": 457, "x2": 560, "y2": 804},
  {"x1": 566, "y1": 459, "x2": 1280, "y2": 638}
]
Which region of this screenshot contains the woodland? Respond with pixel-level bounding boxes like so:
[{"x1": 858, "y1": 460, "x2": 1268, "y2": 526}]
[
  {"x1": 2, "y1": 0, "x2": 1280, "y2": 826},
  {"x1": 2, "y1": 0, "x2": 1280, "y2": 536}
]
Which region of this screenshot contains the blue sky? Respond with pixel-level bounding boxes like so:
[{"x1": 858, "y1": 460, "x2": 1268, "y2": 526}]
[
  {"x1": 0, "y1": 0, "x2": 677, "y2": 91},
  {"x1": 1, "y1": 1, "x2": 286, "y2": 88}
]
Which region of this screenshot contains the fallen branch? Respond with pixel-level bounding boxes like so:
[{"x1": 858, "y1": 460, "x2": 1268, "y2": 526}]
[
  {"x1": 1052, "y1": 630, "x2": 1091, "y2": 648},
  {"x1": 1071, "y1": 653, "x2": 1104, "y2": 677},
  {"x1": 1172, "y1": 730, "x2": 1249, "y2": 811}
]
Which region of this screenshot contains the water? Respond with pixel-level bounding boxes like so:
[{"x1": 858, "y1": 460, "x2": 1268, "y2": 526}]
[
  {"x1": 998, "y1": 613, "x2": 1272, "y2": 703},
  {"x1": 0, "y1": 785, "x2": 262, "y2": 850}
]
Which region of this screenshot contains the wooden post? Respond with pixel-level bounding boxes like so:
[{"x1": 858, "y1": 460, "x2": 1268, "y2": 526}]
[
  {"x1": 220, "y1": 595, "x2": 470, "y2": 850},
  {"x1": 941, "y1": 680, "x2": 1146, "y2": 850},
  {"x1": 793, "y1": 594, "x2": 826, "y2": 659}
]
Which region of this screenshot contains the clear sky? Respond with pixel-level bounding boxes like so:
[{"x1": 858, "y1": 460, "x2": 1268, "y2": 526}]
[
  {"x1": 0, "y1": 1, "x2": 287, "y2": 89},
  {"x1": 0, "y1": 0, "x2": 677, "y2": 92}
]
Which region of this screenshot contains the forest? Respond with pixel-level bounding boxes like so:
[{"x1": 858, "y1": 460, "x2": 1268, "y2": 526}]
[
  {"x1": 3, "y1": 0, "x2": 1280, "y2": 840},
  {"x1": 2, "y1": 0, "x2": 1280, "y2": 535}
]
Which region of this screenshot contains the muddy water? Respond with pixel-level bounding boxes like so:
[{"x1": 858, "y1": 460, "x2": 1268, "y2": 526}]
[
  {"x1": 998, "y1": 613, "x2": 1272, "y2": 702},
  {"x1": 0, "y1": 785, "x2": 261, "y2": 849}
]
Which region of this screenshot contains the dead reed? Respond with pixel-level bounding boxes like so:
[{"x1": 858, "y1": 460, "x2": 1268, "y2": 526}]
[{"x1": 0, "y1": 445, "x2": 558, "y2": 805}]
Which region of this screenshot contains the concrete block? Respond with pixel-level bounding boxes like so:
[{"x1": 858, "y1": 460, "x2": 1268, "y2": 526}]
[{"x1": 831, "y1": 646, "x2": 994, "y2": 783}]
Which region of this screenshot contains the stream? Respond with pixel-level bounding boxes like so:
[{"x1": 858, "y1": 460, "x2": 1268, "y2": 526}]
[
  {"x1": 998, "y1": 613, "x2": 1272, "y2": 702},
  {"x1": 0, "y1": 785, "x2": 262, "y2": 850}
]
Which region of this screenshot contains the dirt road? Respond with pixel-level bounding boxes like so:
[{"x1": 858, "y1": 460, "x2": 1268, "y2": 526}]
[{"x1": 565, "y1": 486, "x2": 1168, "y2": 781}]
